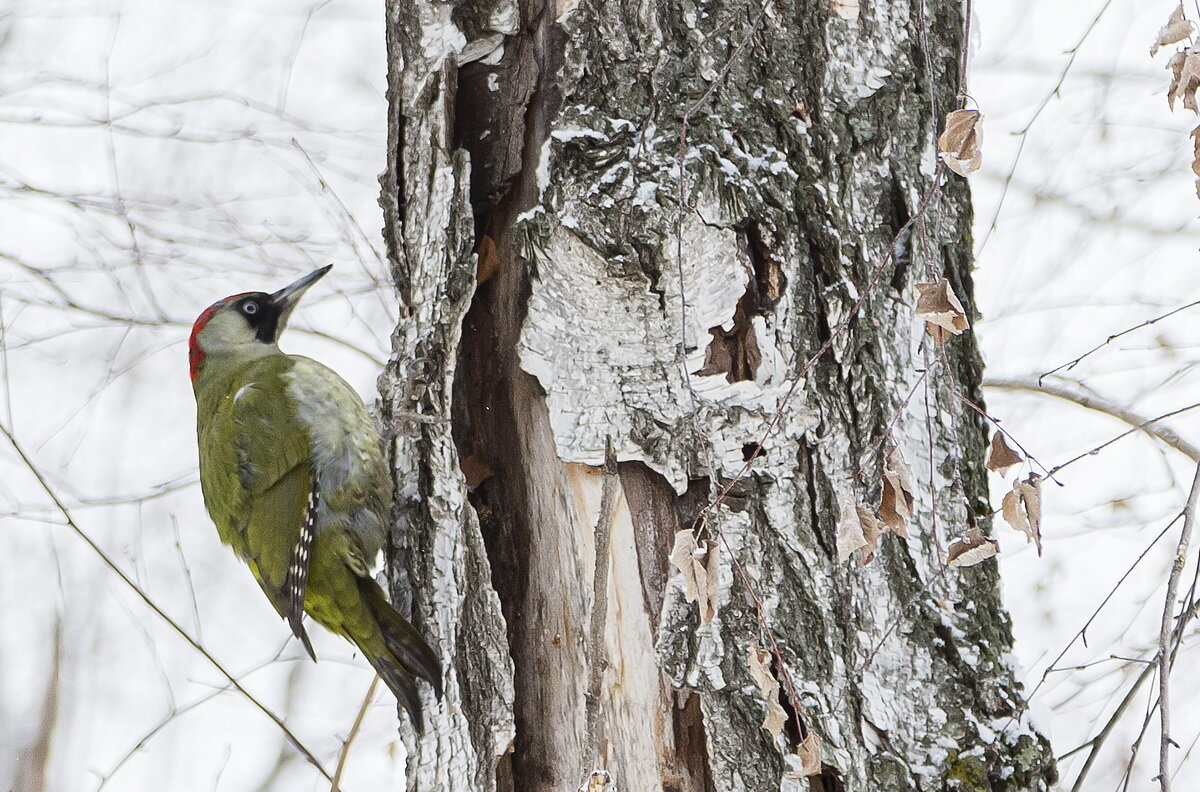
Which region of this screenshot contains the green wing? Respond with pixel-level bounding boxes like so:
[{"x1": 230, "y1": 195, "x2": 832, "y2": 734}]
[{"x1": 197, "y1": 356, "x2": 316, "y2": 656}]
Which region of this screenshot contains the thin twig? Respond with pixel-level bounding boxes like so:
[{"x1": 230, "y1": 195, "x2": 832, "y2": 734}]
[
  {"x1": 0, "y1": 421, "x2": 332, "y2": 781},
  {"x1": 1038, "y1": 298, "x2": 1200, "y2": 385},
  {"x1": 922, "y1": 348, "x2": 945, "y2": 566},
  {"x1": 703, "y1": 516, "x2": 809, "y2": 741},
  {"x1": 1118, "y1": 585, "x2": 1200, "y2": 790},
  {"x1": 985, "y1": 377, "x2": 1200, "y2": 462},
  {"x1": 1069, "y1": 660, "x2": 1155, "y2": 792},
  {"x1": 331, "y1": 675, "x2": 380, "y2": 792},
  {"x1": 1045, "y1": 402, "x2": 1200, "y2": 479},
  {"x1": 978, "y1": 0, "x2": 1116, "y2": 253},
  {"x1": 696, "y1": 171, "x2": 948, "y2": 527},
  {"x1": 1156, "y1": 459, "x2": 1200, "y2": 790},
  {"x1": 1123, "y1": 690, "x2": 1160, "y2": 792},
  {"x1": 1003, "y1": 518, "x2": 1175, "y2": 739},
  {"x1": 0, "y1": 297, "x2": 13, "y2": 431},
  {"x1": 96, "y1": 649, "x2": 296, "y2": 792},
  {"x1": 951, "y1": 386, "x2": 1060, "y2": 484}
]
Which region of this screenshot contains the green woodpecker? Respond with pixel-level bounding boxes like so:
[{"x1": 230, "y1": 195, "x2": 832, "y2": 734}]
[{"x1": 189, "y1": 266, "x2": 441, "y2": 729}]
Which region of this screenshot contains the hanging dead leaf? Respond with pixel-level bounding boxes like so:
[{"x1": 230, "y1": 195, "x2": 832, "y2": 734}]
[
  {"x1": 878, "y1": 445, "x2": 915, "y2": 536},
  {"x1": 1168, "y1": 49, "x2": 1200, "y2": 112},
  {"x1": 830, "y1": 0, "x2": 858, "y2": 21},
  {"x1": 947, "y1": 527, "x2": 1000, "y2": 567},
  {"x1": 1190, "y1": 125, "x2": 1200, "y2": 198},
  {"x1": 747, "y1": 645, "x2": 789, "y2": 737},
  {"x1": 914, "y1": 279, "x2": 969, "y2": 343},
  {"x1": 937, "y1": 109, "x2": 983, "y2": 176},
  {"x1": 836, "y1": 487, "x2": 888, "y2": 565},
  {"x1": 835, "y1": 487, "x2": 867, "y2": 563},
  {"x1": 1192, "y1": 125, "x2": 1200, "y2": 177},
  {"x1": 670, "y1": 529, "x2": 720, "y2": 624},
  {"x1": 797, "y1": 732, "x2": 822, "y2": 777},
  {"x1": 985, "y1": 432, "x2": 1023, "y2": 475},
  {"x1": 856, "y1": 508, "x2": 882, "y2": 566},
  {"x1": 1152, "y1": 4, "x2": 1194, "y2": 57},
  {"x1": 1001, "y1": 473, "x2": 1043, "y2": 555}
]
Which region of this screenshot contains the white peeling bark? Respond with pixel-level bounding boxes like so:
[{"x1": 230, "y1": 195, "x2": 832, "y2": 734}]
[{"x1": 382, "y1": 0, "x2": 1058, "y2": 790}]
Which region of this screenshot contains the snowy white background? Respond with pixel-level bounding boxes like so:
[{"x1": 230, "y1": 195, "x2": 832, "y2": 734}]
[{"x1": 2, "y1": 0, "x2": 1199, "y2": 789}]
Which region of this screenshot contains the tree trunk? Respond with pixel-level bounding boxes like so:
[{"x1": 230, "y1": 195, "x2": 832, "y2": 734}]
[{"x1": 378, "y1": 0, "x2": 1057, "y2": 790}]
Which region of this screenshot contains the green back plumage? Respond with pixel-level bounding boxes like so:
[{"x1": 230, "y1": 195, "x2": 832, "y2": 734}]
[
  {"x1": 196, "y1": 356, "x2": 311, "y2": 626},
  {"x1": 193, "y1": 346, "x2": 442, "y2": 729}
]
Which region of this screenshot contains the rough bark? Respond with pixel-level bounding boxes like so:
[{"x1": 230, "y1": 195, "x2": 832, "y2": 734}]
[{"x1": 380, "y1": 0, "x2": 1057, "y2": 790}]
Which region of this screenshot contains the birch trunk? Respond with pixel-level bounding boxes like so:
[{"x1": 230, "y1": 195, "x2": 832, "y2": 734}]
[{"x1": 378, "y1": 0, "x2": 1057, "y2": 790}]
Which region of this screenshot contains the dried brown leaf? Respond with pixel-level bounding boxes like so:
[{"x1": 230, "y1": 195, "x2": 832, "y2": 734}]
[
  {"x1": 670, "y1": 529, "x2": 720, "y2": 624},
  {"x1": 878, "y1": 445, "x2": 915, "y2": 536},
  {"x1": 830, "y1": 0, "x2": 858, "y2": 21},
  {"x1": 1001, "y1": 474, "x2": 1043, "y2": 555},
  {"x1": 797, "y1": 732, "x2": 822, "y2": 777},
  {"x1": 836, "y1": 487, "x2": 889, "y2": 565},
  {"x1": 914, "y1": 279, "x2": 969, "y2": 342},
  {"x1": 835, "y1": 487, "x2": 866, "y2": 563},
  {"x1": 1152, "y1": 4, "x2": 1194, "y2": 56},
  {"x1": 856, "y1": 507, "x2": 881, "y2": 567},
  {"x1": 747, "y1": 645, "x2": 789, "y2": 737},
  {"x1": 1190, "y1": 125, "x2": 1200, "y2": 198},
  {"x1": 985, "y1": 432, "x2": 1023, "y2": 475},
  {"x1": 1169, "y1": 49, "x2": 1200, "y2": 112},
  {"x1": 937, "y1": 109, "x2": 983, "y2": 176},
  {"x1": 947, "y1": 527, "x2": 1000, "y2": 567}
]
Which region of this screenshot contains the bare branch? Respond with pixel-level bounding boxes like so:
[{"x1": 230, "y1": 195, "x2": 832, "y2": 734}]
[
  {"x1": 985, "y1": 377, "x2": 1200, "y2": 462},
  {"x1": 1156, "y1": 459, "x2": 1200, "y2": 790},
  {"x1": 977, "y1": 0, "x2": 1118, "y2": 252},
  {"x1": 1037, "y1": 298, "x2": 1200, "y2": 385},
  {"x1": 330, "y1": 674, "x2": 379, "y2": 792},
  {"x1": 0, "y1": 421, "x2": 333, "y2": 782},
  {"x1": 1069, "y1": 660, "x2": 1155, "y2": 792},
  {"x1": 13, "y1": 621, "x2": 61, "y2": 792}
]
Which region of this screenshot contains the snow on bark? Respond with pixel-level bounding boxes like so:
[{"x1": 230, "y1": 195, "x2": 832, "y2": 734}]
[
  {"x1": 517, "y1": 207, "x2": 769, "y2": 491},
  {"x1": 383, "y1": 0, "x2": 1057, "y2": 789}
]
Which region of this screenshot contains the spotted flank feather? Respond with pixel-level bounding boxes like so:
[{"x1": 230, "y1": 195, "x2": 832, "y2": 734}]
[{"x1": 285, "y1": 474, "x2": 319, "y2": 660}]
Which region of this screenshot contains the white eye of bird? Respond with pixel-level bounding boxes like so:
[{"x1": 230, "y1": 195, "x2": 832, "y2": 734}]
[{"x1": 243, "y1": 302, "x2": 259, "y2": 315}]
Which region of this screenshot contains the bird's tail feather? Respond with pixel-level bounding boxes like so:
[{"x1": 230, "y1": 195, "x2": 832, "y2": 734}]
[
  {"x1": 365, "y1": 652, "x2": 426, "y2": 732},
  {"x1": 354, "y1": 575, "x2": 443, "y2": 727}
]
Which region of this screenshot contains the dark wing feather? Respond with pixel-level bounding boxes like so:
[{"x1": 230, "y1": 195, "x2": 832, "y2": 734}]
[
  {"x1": 222, "y1": 361, "x2": 319, "y2": 658},
  {"x1": 243, "y1": 460, "x2": 316, "y2": 657},
  {"x1": 282, "y1": 473, "x2": 319, "y2": 660}
]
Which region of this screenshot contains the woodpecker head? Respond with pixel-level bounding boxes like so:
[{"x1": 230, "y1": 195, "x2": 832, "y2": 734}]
[{"x1": 189, "y1": 265, "x2": 331, "y2": 382}]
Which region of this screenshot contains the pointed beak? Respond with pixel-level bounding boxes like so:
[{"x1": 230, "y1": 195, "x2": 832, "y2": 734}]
[
  {"x1": 269, "y1": 265, "x2": 332, "y2": 310},
  {"x1": 267, "y1": 265, "x2": 331, "y2": 334}
]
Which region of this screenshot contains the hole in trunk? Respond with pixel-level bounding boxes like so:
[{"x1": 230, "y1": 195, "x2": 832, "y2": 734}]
[{"x1": 695, "y1": 297, "x2": 762, "y2": 382}]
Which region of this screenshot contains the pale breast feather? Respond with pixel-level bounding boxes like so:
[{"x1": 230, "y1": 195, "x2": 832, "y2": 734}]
[
  {"x1": 285, "y1": 357, "x2": 379, "y2": 476},
  {"x1": 284, "y1": 356, "x2": 390, "y2": 554}
]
